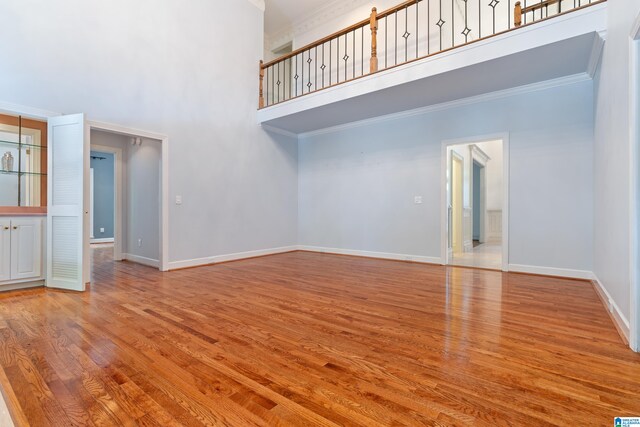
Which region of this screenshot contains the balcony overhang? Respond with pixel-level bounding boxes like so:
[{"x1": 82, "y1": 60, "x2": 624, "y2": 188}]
[{"x1": 257, "y1": 2, "x2": 606, "y2": 135}]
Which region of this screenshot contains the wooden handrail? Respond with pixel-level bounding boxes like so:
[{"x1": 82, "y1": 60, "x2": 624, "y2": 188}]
[
  {"x1": 515, "y1": 0, "x2": 562, "y2": 27},
  {"x1": 261, "y1": 0, "x2": 424, "y2": 69},
  {"x1": 260, "y1": 0, "x2": 606, "y2": 108},
  {"x1": 261, "y1": 18, "x2": 370, "y2": 69},
  {"x1": 376, "y1": 0, "x2": 421, "y2": 19}
]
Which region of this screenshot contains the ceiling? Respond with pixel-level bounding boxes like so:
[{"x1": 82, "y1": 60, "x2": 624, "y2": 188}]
[{"x1": 263, "y1": 0, "x2": 331, "y2": 38}]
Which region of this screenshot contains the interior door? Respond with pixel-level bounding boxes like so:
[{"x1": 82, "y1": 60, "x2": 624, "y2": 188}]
[
  {"x1": 10, "y1": 219, "x2": 42, "y2": 280},
  {"x1": 47, "y1": 114, "x2": 88, "y2": 291}
]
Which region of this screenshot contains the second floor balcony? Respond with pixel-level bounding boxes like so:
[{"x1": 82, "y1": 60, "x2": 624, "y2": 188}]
[{"x1": 257, "y1": 0, "x2": 607, "y2": 135}]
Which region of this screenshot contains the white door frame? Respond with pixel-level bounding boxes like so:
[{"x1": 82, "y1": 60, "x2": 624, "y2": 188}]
[
  {"x1": 88, "y1": 121, "x2": 169, "y2": 272},
  {"x1": 441, "y1": 133, "x2": 509, "y2": 271},
  {"x1": 90, "y1": 144, "x2": 123, "y2": 260},
  {"x1": 629, "y1": 14, "x2": 640, "y2": 352}
]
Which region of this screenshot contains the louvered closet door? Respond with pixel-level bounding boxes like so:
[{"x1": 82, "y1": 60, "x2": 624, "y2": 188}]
[{"x1": 47, "y1": 114, "x2": 88, "y2": 291}]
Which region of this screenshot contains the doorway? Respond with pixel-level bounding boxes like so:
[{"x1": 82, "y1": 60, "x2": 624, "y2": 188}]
[
  {"x1": 442, "y1": 136, "x2": 508, "y2": 271},
  {"x1": 88, "y1": 124, "x2": 167, "y2": 272}
]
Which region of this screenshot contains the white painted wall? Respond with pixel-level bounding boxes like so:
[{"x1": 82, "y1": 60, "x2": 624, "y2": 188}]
[
  {"x1": 0, "y1": 0, "x2": 298, "y2": 265},
  {"x1": 299, "y1": 80, "x2": 594, "y2": 273},
  {"x1": 593, "y1": 0, "x2": 640, "y2": 328}
]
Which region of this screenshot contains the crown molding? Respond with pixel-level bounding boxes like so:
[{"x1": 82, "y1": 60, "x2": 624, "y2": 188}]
[{"x1": 247, "y1": 0, "x2": 265, "y2": 12}]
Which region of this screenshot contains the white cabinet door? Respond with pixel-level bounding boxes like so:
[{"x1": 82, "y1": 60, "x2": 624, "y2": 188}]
[
  {"x1": 10, "y1": 219, "x2": 42, "y2": 281},
  {"x1": 0, "y1": 220, "x2": 10, "y2": 282}
]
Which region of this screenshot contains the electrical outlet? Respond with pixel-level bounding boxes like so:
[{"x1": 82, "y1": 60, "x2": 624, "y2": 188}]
[
  {"x1": 138, "y1": 238, "x2": 142, "y2": 247},
  {"x1": 414, "y1": 196, "x2": 423, "y2": 204},
  {"x1": 175, "y1": 195, "x2": 183, "y2": 205},
  {"x1": 100, "y1": 227, "x2": 105, "y2": 233}
]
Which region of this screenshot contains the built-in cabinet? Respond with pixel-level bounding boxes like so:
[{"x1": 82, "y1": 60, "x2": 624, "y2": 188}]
[{"x1": 0, "y1": 217, "x2": 44, "y2": 289}]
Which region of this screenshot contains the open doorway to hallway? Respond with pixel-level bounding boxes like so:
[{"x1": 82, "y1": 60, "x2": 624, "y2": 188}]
[
  {"x1": 445, "y1": 139, "x2": 505, "y2": 270},
  {"x1": 89, "y1": 128, "x2": 163, "y2": 273}
]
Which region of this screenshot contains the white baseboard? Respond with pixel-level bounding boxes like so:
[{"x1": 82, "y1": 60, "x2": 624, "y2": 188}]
[
  {"x1": 508, "y1": 264, "x2": 595, "y2": 280},
  {"x1": 167, "y1": 245, "x2": 298, "y2": 270},
  {"x1": 124, "y1": 253, "x2": 160, "y2": 268},
  {"x1": 298, "y1": 245, "x2": 442, "y2": 265},
  {"x1": 592, "y1": 275, "x2": 631, "y2": 345},
  {"x1": 91, "y1": 238, "x2": 114, "y2": 244}
]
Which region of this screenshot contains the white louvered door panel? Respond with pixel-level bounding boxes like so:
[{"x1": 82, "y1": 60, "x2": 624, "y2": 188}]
[
  {"x1": 0, "y1": 220, "x2": 10, "y2": 282},
  {"x1": 47, "y1": 114, "x2": 88, "y2": 291}
]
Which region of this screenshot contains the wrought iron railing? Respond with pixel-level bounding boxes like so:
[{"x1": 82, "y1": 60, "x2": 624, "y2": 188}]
[{"x1": 259, "y1": 0, "x2": 605, "y2": 109}]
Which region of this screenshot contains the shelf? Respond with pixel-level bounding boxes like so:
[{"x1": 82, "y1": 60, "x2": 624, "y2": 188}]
[
  {"x1": 0, "y1": 139, "x2": 46, "y2": 150},
  {"x1": 0, "y1": 170, "x2": 47, "y2": 176}
]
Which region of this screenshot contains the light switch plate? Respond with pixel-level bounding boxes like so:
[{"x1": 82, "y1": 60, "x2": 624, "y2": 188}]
[{"x1": 414, "y1": 196, "x2": 423, "y2": 204}]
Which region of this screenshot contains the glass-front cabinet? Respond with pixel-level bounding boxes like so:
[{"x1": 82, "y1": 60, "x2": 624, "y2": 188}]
[{"x1": 0, "y1": 114, "x2": 47, "y2": 208}]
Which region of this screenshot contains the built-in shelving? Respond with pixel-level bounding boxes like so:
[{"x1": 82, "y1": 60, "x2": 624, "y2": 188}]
[{"x1": 0, "y1": 114, "x2": 48, "y2": 208}]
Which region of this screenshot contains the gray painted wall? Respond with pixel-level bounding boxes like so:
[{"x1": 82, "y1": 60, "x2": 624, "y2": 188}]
[
  {"x1": 91, "y1": 151, "x2": 114, "y2": 239},
  {"x1": 299, "y1": 81, "x2": 594, "y2": 272}
]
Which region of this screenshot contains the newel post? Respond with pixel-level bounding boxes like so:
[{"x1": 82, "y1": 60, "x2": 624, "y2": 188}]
[
  {"x1": 514, "y1": 2, "x2": 522, "y2": 27},
  {"x1": 370, "y1": 7, "x2": 378, "y2": 73},
  {"x1": 259, "y1": 60, "x2": 265, "y2": 109}
]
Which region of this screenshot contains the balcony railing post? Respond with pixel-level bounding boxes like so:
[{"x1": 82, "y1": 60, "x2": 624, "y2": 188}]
[
  {"x1": 514, "y1": 1, "x2": 522, "y2": 27},
  {"x1": 370, "y1": 7, "x2": 378, "y2": 73},
  {"x1": 259, "y1": 60, "x2": 265, "y2": 109}
]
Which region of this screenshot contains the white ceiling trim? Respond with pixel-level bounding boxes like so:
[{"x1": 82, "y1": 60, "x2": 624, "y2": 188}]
[{"x1": 247, "y1": 0, "x2": 266, "y2": 12}]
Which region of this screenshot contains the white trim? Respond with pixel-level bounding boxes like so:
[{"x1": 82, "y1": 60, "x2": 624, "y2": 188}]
[
  {"x1": 297, "y1": 246, "x2": 442, "y2": 265},
  {"x1": 246, "y1": 0, "x2": 265, "y2": 12},
  {"x1": 123, "y1": 253, "x2": 160, "y2": 269},
  {"x1": 298, "y1": 73, "x2": 591, "y2": 138},
  {"x1": 90, "y1": 143, "x2": 124, "y2": 261},
  {"x1": 88, "y1": 120, "x2": 169, "y2": 272},
  {"x1": 509, "y1": 264, "x2": 594, "y2": 280},
  {"x1": 441, "y1": 133, "x2": 510, "y2": 271},
  {"x1": 90, "y1": 238, "x2": 114, "y2": 244},
  {"x1": 262, "y1": 124, "x2": 298, "y2": 139},
  {"x1": 168, "y1": 246, "x2": 298, "y2": 271},
  {"x1": 629, "y1": 26, "x2": 640, "y2": 352},
  {"x1": 592, "y1": 274, "x2": 631, "y2": 345}
]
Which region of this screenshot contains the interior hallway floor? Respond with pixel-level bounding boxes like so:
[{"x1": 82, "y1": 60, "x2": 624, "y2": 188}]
[
  {"x1": 0, "y1": 246, "x2": 639, "y2": 426},
  {"x1": 450, "y1": 242, "x2": 502, "y2": 270}
]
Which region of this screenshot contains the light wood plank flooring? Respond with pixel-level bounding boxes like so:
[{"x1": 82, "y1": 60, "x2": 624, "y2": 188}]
[{"x1": 0, "y1": 246, "x2": 639, "y2": 426}]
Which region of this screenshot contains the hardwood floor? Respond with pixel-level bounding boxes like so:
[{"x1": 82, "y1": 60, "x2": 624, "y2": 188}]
[{"x1": 1, "y1": 247, "x2": 639, "y2": 426}]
